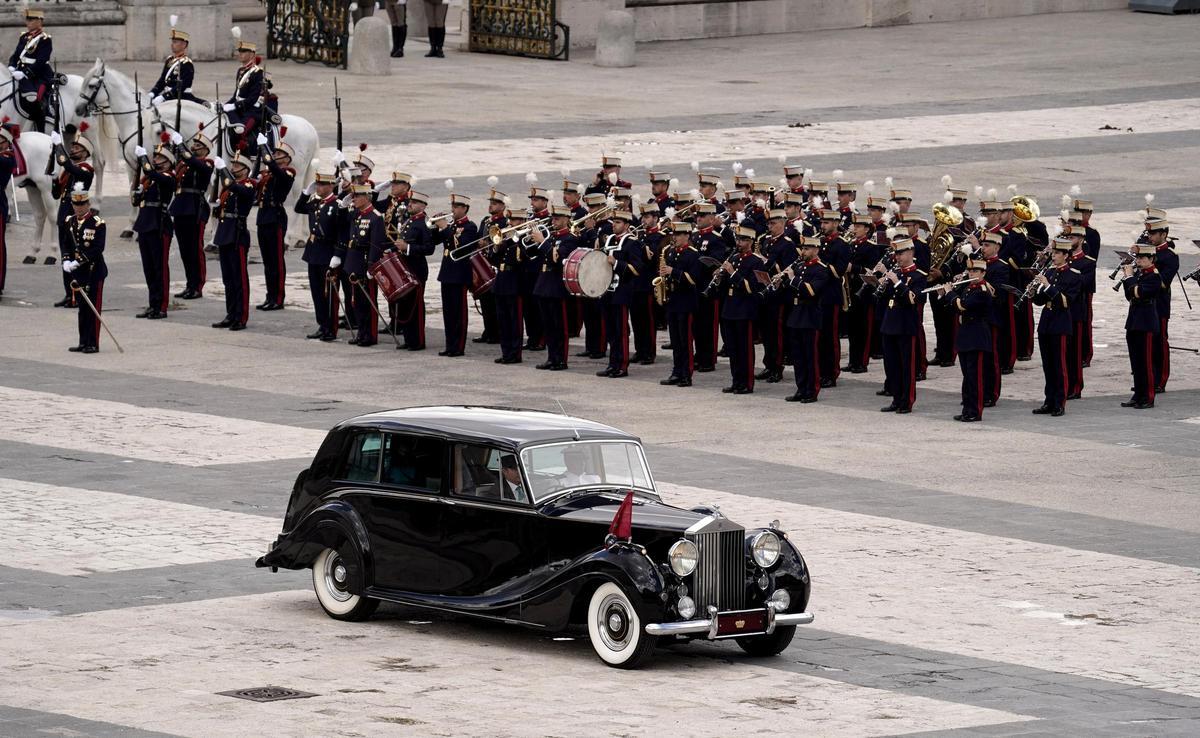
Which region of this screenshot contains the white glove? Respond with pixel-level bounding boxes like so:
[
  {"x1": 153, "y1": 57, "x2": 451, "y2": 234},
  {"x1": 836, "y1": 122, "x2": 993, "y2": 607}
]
[
  {"x1": 303, "y1": 181, "x2": 317, "y2": 196},
  {"x1": 169, "y1": 131, "x2": 183, "y2": 146},
  {"x1": 6, "y1": 66, "x2": 12, "y2": 73},
  {"x1": 134, "y1": 145, "x2": 147, "y2": 158},
  {"x1": 255, "y1": 133, "x2": 268, "y2": 147},
  {"x1": 329, "y1": 256, "x2": 342, "y2": 269},
  {"x1": 374, "y1": 180, "x2": 389, "y2": 193},
  {"x1": 12, "y1": 70, "x2": 24, "y2": 81},
  {"x1": 152, "y1": 95, "x2": 165, "y2": 106},
  {"x1": 62, "y1": 260, "x2": 78, "y2": 273},
  {"x1": 213, "y1": 155, "x2": 227, "y2": 169},
  {"x1": 50, "y1": 131, "x2": 62, "y2": 146},
  {"x1": 222, "y1": 103, "x2": 236, "y2": 113},
  {"x1": 332, "y1": 150, "x2": 346, "y2": 165}
]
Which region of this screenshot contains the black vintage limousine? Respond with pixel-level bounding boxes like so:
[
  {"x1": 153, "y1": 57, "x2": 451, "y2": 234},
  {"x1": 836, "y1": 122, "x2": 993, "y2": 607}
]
[{"x1": 257, "y1": 406, "x2": 813, "y2": 668}]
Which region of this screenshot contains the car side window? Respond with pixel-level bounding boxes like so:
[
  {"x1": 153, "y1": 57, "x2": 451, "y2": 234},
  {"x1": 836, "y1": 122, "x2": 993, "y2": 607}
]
[
  {"x1": 341, "y1": 431, "x2": 383, "y2": 483},
  {"x1": 381, "y1": 433, "x2": 444, "y2": 493},
  {"x1": 452, "y1": 444, "x2": 527, "y2": 504}
]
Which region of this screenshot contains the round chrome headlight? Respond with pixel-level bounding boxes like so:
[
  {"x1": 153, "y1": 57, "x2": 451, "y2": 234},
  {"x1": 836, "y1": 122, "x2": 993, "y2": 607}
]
[
  {"x1": 767, "y1": 588, "x2": 791, "y2": 613},
  {"x1": 668, "y1": 539, "x2": 699, "y2": 577},
  {"x1": 677, "y1": 595, "x2": 696, "y2": 620},
  {"x1": 751, "y1": 531, "x2": 781, "y2": 568}
]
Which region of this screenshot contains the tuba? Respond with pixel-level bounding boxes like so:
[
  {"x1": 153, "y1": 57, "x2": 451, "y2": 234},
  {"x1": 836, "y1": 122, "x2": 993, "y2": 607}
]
[
  {"x1": 1009, "y1": 195, "x2": 1040, "y2": 240},
  {"x1": 928, "y1": 202, "x2": 964, "y2": 272}
]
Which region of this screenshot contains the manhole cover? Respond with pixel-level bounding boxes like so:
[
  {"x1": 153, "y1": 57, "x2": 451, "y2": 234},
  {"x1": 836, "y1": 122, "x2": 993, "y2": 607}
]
[{"x1": 218, "y1": 686, "x2": 318, "y2": 703}]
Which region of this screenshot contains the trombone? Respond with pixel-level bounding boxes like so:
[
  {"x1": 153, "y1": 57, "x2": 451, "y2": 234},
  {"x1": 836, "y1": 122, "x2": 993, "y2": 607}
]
[
  {"x1": 569, "y1": 203, "x2": 618, "y2": 235},
  {"x1": 448, "y1": 217, "x2": 551, "y2": 261}
]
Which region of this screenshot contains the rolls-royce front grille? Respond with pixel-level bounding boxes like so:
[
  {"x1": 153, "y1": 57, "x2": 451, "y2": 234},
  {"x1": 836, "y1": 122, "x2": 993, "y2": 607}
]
[{"x1": 688, "y1": 528, "x2": 745, "y2": 612}]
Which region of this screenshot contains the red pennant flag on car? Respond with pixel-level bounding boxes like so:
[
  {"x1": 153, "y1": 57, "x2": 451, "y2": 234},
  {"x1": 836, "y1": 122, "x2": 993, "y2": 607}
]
[{"x1": 608, "y1": 491, "x2": 634, "y2": 541}]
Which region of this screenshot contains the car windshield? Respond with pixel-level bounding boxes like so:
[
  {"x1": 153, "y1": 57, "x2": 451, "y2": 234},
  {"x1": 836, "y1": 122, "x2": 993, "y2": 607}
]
[{"x1": 520, "y1": 441, "x2": 654, "y2": 504}]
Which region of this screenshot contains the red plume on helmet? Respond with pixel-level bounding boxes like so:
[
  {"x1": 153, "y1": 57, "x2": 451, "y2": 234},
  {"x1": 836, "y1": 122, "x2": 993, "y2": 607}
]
[
  {"x1": 79, "y1": 121, "x2": 90, "y2": 133},
  {"x1": 159, "y1": 130, "x2": 170, "y2": 143},
  {"x1": 255, "y1": 55, "x2": 263, "y2": 65},
  {"x1": 607, "y1": 491, "x2": 634, "y2": 542},
  {"x1": 359, "y1": 142, "x2": 367, "y2": 152},
  {"x1": 279, "y1": 125, "x2": 287, "y2": 139},
  {"x1": 197, "y1": 121, "x2": 205, "y2": 132}
]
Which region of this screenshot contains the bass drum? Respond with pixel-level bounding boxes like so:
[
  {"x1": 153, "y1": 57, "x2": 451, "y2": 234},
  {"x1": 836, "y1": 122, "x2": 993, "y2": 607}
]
[
  {"x1": 562, "y1": 249, "x2": 613, "y2": 298},
  {"x1": 469, "y1": 251, "x2": 496, "y2": 296},
  {"x1": 369, "y1": 251, "x2": 419, "y2": 302}
]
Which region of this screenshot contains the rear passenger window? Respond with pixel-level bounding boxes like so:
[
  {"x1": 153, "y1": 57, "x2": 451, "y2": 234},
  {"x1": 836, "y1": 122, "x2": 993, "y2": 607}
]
[
  {"x1": 381, "y1": 434, "x2": 444, "y2": 493},
  {"x1": 342, "y1": 432, "x2": 382, "y2": 482}
]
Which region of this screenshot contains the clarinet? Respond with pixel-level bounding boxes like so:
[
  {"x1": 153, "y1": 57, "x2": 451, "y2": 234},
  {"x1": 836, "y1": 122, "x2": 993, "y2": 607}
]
[
  {"x1": 767, "y1": 256, "x2": 806, "y2": 292},
  {"x1": 870, "y1": 254, "x2": 897, "y2": 299},
  {"x1": 703, "y1": 250, "x2": 741, "y2": 298},
  {"x1": 1016, "y1": 265, "x2": 1055, "y2": 308}
]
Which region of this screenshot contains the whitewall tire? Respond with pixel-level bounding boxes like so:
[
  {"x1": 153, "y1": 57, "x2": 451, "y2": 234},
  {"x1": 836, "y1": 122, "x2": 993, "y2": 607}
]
[
  {"x1": 586, "y1": 582, "x2": 656, "y2": 669},
  {"x1": 312, "y1": 547, "x2": 379, "y2": 621}
]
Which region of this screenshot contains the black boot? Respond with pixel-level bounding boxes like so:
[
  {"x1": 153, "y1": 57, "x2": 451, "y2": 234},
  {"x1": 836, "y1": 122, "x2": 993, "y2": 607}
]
[
  {"x1": 391, "y1": 25, "x2": 406, "y2": 57},
  {"x1": 426, "y1": 27, "x2": 445, "y2": 58}
]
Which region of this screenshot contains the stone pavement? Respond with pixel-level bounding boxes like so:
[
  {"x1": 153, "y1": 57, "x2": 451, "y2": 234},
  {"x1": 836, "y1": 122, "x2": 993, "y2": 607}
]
[{"x1": 2, "y1": 9, "x2": 1200, "y2": 737}]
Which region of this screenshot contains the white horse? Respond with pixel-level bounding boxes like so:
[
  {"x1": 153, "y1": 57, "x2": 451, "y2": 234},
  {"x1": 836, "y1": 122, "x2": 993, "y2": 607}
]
[
  {"x1": 3, "y1": 132, "x2": 80, "y2": 257},
  {"x1": 77, "y1": 59, "x2": 318, "y2": 247}
]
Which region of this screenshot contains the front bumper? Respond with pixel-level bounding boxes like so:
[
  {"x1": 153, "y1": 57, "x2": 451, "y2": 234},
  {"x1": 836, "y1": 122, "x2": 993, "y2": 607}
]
[{"x1": 644, "y1": 606, "x2": 814, "y2": 639}]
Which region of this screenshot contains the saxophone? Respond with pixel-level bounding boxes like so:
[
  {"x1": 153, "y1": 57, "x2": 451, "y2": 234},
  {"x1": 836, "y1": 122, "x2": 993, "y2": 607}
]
[{"x1": 652, "y1": 242, "x2": 669, "y2": 305}]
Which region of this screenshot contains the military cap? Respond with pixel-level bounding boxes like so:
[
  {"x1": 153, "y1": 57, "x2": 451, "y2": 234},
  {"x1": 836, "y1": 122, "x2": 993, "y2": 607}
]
[
  {"x1": 1072, "y1": 199, "x2": 1093, "y2": 212},
  {"x1": 736, "y1": 226, "x2": 757, "y2": 240},
  {"x1": 228, "y1": 153, "x2": 251, "y2": 171},
  {"x1": 835, "y1": 181, "x2": 857, "y2": 194},
  {"x1": 583, "y1": 193, "x2": 607, "y2": 206},
  {"x1": 733, "y1": 175, "x2": 752, "y2": 188},
  {"x1": 602, "y1": 156, "x2": 622, "y2": 167},
  {"x1": 798, "y1": 235, "x2": 822, "y2": 248},
  {"x1": 1051, "y1": 235, "x2": 1073, "y2": 251},
  {"x1": 648, "y1": 171, "x2": 671, "y2": 183},
  {"x1": 611, "y1": 186, "x2": 633, "y2": 199},
  {"x1": 980, "y1": 231, "x2": 1003, "y2": 246},
  {"x1": 890, "y1": 189, "x2": 913, "y2": 201},
  {"x1": 562, "y1": 179, "x2": 580, "y2": 193},
  {"x1": 750, "y1": 180, "x2": 774, "y2": 193},
  {"x1": 354, "y1": 153, "x2": 375, "y2": 171},
  {"x1": 507, "y1": 208, "x2": 529, "y2": 221},
  {"x1": 783, "y1": 192, "x2": 805, "y2": 205},
  {"x1": 639, "y1": 202, "x2": 660, "y2": 215},
  {"x1": 314, "y1": 172, "x2": 337, "y2": 184},
  {"x1": 274, "y1": 141, "x2": 295, "y2": 159},
  {"x1": 890, "y1": 237, "x2": 914, "y2": 252},
  {"x1": 999, "y1": 200, "x2": 1014, "y2": 211},
  {"x1": 979, "y1": 201, "x2": 1003, "y2": 213},
  {"x1": 667, "y1": 221, "x2": 694, "y2": 234},
  {"x1": 1060, "y1": 224, "x2": 1086, "y2": 238},
  {"x1": 698, "y1": 172, "x2": 720, "y2": 186},
  {"x1": 783, "y1": 166, "x2": 805, "y2": 178},
  {"x1": 170, "y1": 29, "x2": 190, "y2": 43},
  {"x1": 611, "y1": 210, "x2": 634, "y2": 223},
  {"x1": 191, "y1": 133, "x2": 213, "y2": 152},
  {"x1": 153, "y1": 144, "x2": 176, "y2": 165},
  {"x1": 947, "y1": 188, "x2": 969, "y2": 200},
  {"x1": 1132, "y1": 242, "x2": 1158, "y2": 256},
  {"x1": 674, "y1": 192, "x2": 697, "y2": 204},
  {"x1": 391, "y1": 171, "x2": 413, "y2": 184},
  {"x1": 852, "y1": 213, "x2": 874, "y2": 226},
  {"x1": 807, "y1": 180, "x2": 828, "y2": 192},
  {"x1": 725, "y1": 190, "x2": 747, "y2": 202},
  {"x1": 487, "y1": 189, "x2": 506, "y2": 202},
  {"x1": 1145, "y1": 217, "x2": 1169, "y2": 232},
  {"x1": 450, "y1": 194, "x2": 471, "y2": 207},
  {"x1": 70, "y1": 185, "x2": 90, "y2": 204},
  {"x1": 235, "y1": 39, "x2": 257, "y2": 53},
  {"x1": 529, "y1": 187, "x2": 549, "y2": 200},
  {"x1": 819, "y1": 209, "x2": 841, "y2": 221},
  {"x1": 866, "y1": 196, "x2": 889, "y2": 210},
  {"x1": 1065, "y1": 210, "x2": 1086, "y2": 224},
  {"x1": 966, "y1": 258, "x2": 988, "y2": 270},
  {"x1": 551, "y1": 205, "x2": 573, "y2": 217},
  {"x1": 23, "y1": 8, "x2": 46, "y2": 20},
  {"x1": 768, "y1": 208, "x2": 786, "y2": 220},
  {"x1": 900, "y1": 213, "x2": 927, "y2": 226},
  {"x1": 1143, "y1": 207, "x2": 1167, "y2": 221},
  {"x1": 350, "y1": 184, "x2": 374, "y2": 196},
  {"x1": 409, "y1": 191, "x2": 430, "y2": 204},
  {"x1": 694, "y1": 202, "x2": 717, "y2": 215}
]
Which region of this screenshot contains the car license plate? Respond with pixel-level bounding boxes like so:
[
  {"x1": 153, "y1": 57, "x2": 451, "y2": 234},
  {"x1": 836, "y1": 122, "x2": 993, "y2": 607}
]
[{"x1": 716, "y1": 609, "x2": 768, "y2": 637}]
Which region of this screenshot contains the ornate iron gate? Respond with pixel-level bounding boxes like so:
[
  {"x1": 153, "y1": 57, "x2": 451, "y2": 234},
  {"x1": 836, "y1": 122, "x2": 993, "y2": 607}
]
[
  {"x1": 267, "y1": 0, "x2": 350, "y2": 69},
  {"x1": 469, "y1": 0, "x2": 570, "y2": 61}
]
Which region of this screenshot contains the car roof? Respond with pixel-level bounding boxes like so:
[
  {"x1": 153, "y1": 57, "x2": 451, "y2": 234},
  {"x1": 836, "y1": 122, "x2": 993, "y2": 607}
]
[{"x1": 340, "y1": 406, "x2": 639, "y2": 449}]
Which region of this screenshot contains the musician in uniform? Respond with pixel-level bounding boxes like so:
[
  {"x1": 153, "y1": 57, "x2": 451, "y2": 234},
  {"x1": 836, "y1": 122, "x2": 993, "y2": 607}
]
[
  {"x1": 130, "y1": 140, "x2": 176, "y2": 320},
  {"x1": 878, "y1": 237, "x2": 927, "y2": 414},
  {"x1": 756, "y1": 209, "x2": 797, "y2": 384},
  {"x1": 166, "y1": 128, "x2": 213, "y2": 299},
  {"x1": 50, "y1": 127, "x2": 94, "y2": 308},
  {"x1": 598, "y1": 210, "x2": 643, "y2": 378},
  {"x1": 562, "y1": 179, "x2": 586, "y2": 220},
  {"x1": 294, "y1": 170, "x2": 343, "y2": 342},
  {"x1": 376, "y1": 171, "x2": 412, "y2": 337},
  {"x1": 251, "y1": 134, "x2": 295, "y2": 311},
  {"x1": 784, "y1": 235, "x2": 829, "y2": 403},
  {"x1": 630, "y1": 202, "x2": 662, "y2": 365},
  {"x1": 844, "y1": 214, "x2": 881, "y2": 373},
  {"x1": 221, "y1": 34, "x2": 264, "y2": 148},
  {"x1": 523, "y1": 187, "x2": 551, "y2": 351},
  {"x1": 473, "y1": 187, "x2": 508, "y2": 345},
  {"x1": 866, "y1": 196, "x2": 890, "y2": 242},
  {"x1": 435, "y1": 193, "x2": 478, "y2": 357},
  {"x1": 530, "y1": 205, "x2": 579, "y2": 370},
  {"x1": 648, "y1": 172, "x2": 674, "y2": 213},
  {"x1": 1062, "y1": 224, "x2": 1095, "y2": 399},
  {"x1": 783, "y1": 165, "x2": 808, "y2": 203},
  {"x1": 1065, "y1": 203, "x2": 1098, "y2": 366},
  {"x1": 698, "y1": 173, "x2": 724, "y2": 214},
  {"x1": 890, "y1": 186, "x2": 913, "y2": 222},
  {"x1": 719, "y1": 227, "x2": 767, "y2": 394},
  {"x1": 211, "y1": 153, "x2": 255, "y2": 330},
  {"x1": 1030, "y1": 236, "x2": 1082, "y2": 417},
  {"x1": 0, "y1": 120, "x2": 17, "y2": 297},
  {"x1": 692, "y1": 208, "x2": 729, "y2": 373},
  {"x1": 899, "y1": 212, "x2": 932, "y2": 380},
  {"x1": 1143, "y1": 216, "x2": 1177, "y2": 393},
  {"x1": 659, "y1": 222, "x2": 701, "y2": 388},
  {"x1": 392, "y1": 191, "x2": 437, "y2": 350},
  {"x1": 150, "y1": 21, "x2": 204, "y2": 105},
  {"x1": 935, "y1": 258, "x2": 993, "y2": 422},
  {"x1": 337, "y1": 184, "x2": 387, "y2": 348},
  {"x1": 1000, "y1": 199, "x2": 1036, "y2": 363},
  {"x1": 60, "y1": 187, "x2": 106, "y2": 353},
  {"x1": 490, "y1": 207, "x2": 526, "y2": 364},
  {"x1": 584, "y1": 156, "x2": 630, "y2": 197},
  {"x1": 835, "y1": 181, "x2": 857, "y2": 233},
  {"x1": 8, "y1": 8, "x2": 53, "y2": 133},
  {"x1": 977, "y1": 231, "x2": 1012, "y2": 406},
  {"x1": 576, "y1": 193, "x2": 611, "y2": 357},
  {"x1": 1119, "y1": 242, "x2": 1163, "y2": 409},
  {"x1": 815, "y1": 208, "x2": 849, "y2": 387}
]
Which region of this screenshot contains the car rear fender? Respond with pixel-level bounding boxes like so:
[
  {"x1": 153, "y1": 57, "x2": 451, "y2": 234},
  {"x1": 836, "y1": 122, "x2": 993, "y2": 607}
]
[{"x1": 257, "y1": 500, "x2": 374, "y2": 588}]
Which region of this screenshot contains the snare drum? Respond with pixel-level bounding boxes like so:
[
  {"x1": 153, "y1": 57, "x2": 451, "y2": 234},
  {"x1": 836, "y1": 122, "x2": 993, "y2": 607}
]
[
  {"x1": 469, "y1": 251, "x2": 496, "y2": 296},
  {"x1": 369, "y1": 251, "x2": 419, "y2": 302},
  {"x1": 562, "y1": 249, "x2": 613, "y2": 298}
]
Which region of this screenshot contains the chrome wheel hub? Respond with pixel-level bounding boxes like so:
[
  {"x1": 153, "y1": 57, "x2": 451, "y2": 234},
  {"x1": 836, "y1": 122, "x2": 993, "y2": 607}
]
[
  {"x1": 596, "y1": 594, "x2": 631, "y2": 651},
  {"x1": 323, "y1": 552, "x2": 353, "y2": 603}
]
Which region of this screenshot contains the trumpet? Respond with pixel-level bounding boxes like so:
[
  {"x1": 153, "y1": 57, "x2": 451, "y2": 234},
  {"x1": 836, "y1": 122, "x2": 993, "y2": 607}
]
[
  {"x1": 922, "y1": 278, "x2": 973, "y2": 294},
  {"x1": 449, "y1": 217, "x2": 551, "y2": 261},
  {"x1": 569, "y1": 203, "x2": 618, "y2": 235}
]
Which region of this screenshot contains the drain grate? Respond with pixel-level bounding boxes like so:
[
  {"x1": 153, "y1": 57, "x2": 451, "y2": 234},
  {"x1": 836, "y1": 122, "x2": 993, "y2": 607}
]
[{"x1": 218, "y1": 686, "x2": 318, "y2": 703}]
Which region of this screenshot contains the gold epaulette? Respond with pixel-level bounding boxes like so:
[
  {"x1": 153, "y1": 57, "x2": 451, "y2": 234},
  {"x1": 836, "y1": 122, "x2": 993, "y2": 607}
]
[
  {"x1": 916, "y1": 269, "x2": 928, "y2": 276},
  {"x1": 1069, "y1": 267, "x2": 1081, "y2": 274},
  {"x1": 93, "y1": 217, "x2": 106, "y2": 226}
]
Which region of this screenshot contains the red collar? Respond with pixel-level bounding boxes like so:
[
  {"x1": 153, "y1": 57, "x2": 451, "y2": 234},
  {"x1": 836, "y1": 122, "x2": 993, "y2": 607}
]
[
  {"x1": 791, "y1": 187, "x2": 805, "y2": 194},
  {"x1": 806, "y1": 257, "x2": 820, "y2": 266},
  {"x1": 647, "y1": 226, "x2": 660, "y2": 234},
  {"x1": 358, "y1": 205, "x2": 373, "y2": 216},
  {"x1": 986, "y1": 255, "x2": 999, "y2": 263},
  {"x1": 491, "y1": 214, "x2": 505, "y2": 222},
  {"x1": 240, "y1": 62, "x2": 255, "y2": 72},
  {"x1": 1144, "y1": 265, "x2": 1158, "y2": 273},
  {"x1": 1156, "y1": 243, "x2": 1170, "y2": 252},
  {"x1": 900, "y1": 263, "x2": 917, "y2": 273},
  {"x1": 655, "y1": 193, "x2": 670, "y2": 202},
  {"x1": 698, "y1": 226, "x2": 714, "y2": 235},
  {"x1": 27, "y1": 30, "x2": 42, "y2": 40},
  {"x1": 1071, "y1": 251, "x2": 1086, "y2": 260},
  {"x1": 321, "y1": 194, "x2": 336, "y2": 204},
  {"x1": 411, "y1": 212, "x2": 426, "y2": 220},
  {"x1": 555, "y1": 228, "x2": 570, "y2": 237},
  {"x1": 1055, "y1": 262, "x2": 1070, "y2": 271},
  {"x1": 455, "y1": 216, "x2": 469, "y2": 225},
  {"x1": 533, "y1": 209, "x2": 549, "y2": 218}
]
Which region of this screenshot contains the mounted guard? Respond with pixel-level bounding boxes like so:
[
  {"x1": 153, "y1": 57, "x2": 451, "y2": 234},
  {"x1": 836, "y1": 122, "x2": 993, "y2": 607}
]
[
  {"x1": 218, "y1": 27, "x2": 266, "y2": 150},
  {"x1": 7, "y1": 7, "x2": 57, "y2": 133},
  {"x1": 148, "y1": 15, "x2": 206, "y2": 107}
]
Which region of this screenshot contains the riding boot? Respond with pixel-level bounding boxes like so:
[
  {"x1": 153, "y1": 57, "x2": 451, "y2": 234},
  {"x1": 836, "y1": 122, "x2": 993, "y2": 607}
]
[
  {"x1": 425, "y1": 27, "x2": 438, "y2": 57},
  {"x1": 391, "y1": 25, "x2": 406, "y2": 58},
  {"x1": 435, "y1": 27, "x2": 446, "y2": 57}
]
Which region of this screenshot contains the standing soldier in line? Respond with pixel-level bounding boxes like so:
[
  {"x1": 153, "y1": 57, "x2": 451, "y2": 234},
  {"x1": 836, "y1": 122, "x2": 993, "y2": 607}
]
[
  {"x1": 423, "y1": 0, "x2": 450, "y2": 58},
  {"x1": 935, "y1": 258, "x2": 993, "y2": 422},
  {"x1": 584, "y1": 156, "x2": 630, "y2": 197},
  {"x1": 294, "y1": 170, "x2": 342, "y2": 342},
  {"x1": 338, "y1": 184, "x2": 387, "y2": 348},
  {"x1": 1143, "y1": 216, "x2": 1177, "y2": 393},
  {"x1": 755, "y1": 209, "x2": 797, "y2": 384},
  {"x1": 473, "y1": 186, "x2": 507, "y2": 345},
  {"x1": 719, "y1": 227, "x2": 767, "y2": 395},
  {"x1": 783, "y1": 192, "x2": 811, "y2": 242},
  {"x1": 435, "y1": 193, "x2": 478, "y2": 357},
  {"x1": 150, "y1": 18, "x2": 204, "y2": 105},
  {"x1": 130, "y1": 139, "x2": 176, "y2": 320},
  {"x1": 60, "y1": 187, "x2": 106, "y2": 353},
  {"x1": 392, "y1": 191, "x2": 437, "y2": 351},
  {"x1": 1000, "y1": 199, "x2": 1036, "y2": 363},
  {"x1": 377, "y1": 171, "x2": 412, "y2": 337},
  {"x1": 925, "y1": 210, "x2": 966, "y2": 369},
  {"x1": 490, "y1": 207, "x2": 526, "y2": 364},
  {"x1": 693, "y1": 207, "x2": 729, "y2": 373},
  {"x1": 977, "y1": 231, "x2": 1011, "y2": 407},
  {"x1": 166, "y1": 127, "x2": 213, "y2": 299},
  {"x1": 843, "y1": 214, "x2": 880, "y2": 374},
  {"x1": 49, "y1": 127, "x2": 95, "y2": 308},
  {"x1": 210, "y1": 152, "x2": 255, "y2": 330},
  {"x1": 648, "y1": 171, "x2": 674, "y2": 213},
  {"x1": 866, "y1": 195, "x2": 890, "y2": 242},
  {"x1": 1064, "y1": 224, "x2": 1094, "y2": 399},
  {"x1": 8, "y1": 8, "x2": 53, "y2": 133},
  {"x1": 783, "y1": 165, "x2": 808, "y2": 203},
  {"x1": 900, "y1": 212, "x2": 932, "y2": 380},
  {"x1": 253, "y1": 133, "x2": 295, "y2": 311},
  {"x1": 1030, "y1": 236, "x2": 1081, "y2": 417},
  {"x1": 576, "y1": 193, "x2": 611, "y2": 358},
  {"x1": 878, "y1": 237, "x2": 926, "y2": 414},
  {"x1": 629, "y1": 202, "x2": 662, "y2": 365},
  {"x1": 697, "y1": 172, "x2": 724, "y2": 214},
  {"x1": 659, "y1": 222, "x2": 701, "y2": 388},
  {"x1": 530, "y1": 205, "x2": 579, "y2": 371},
  {"x1": 0, "y1": 120, "x2": 17, "y2": 297},
  {"x1": 784, "y1": 235, "x2": 828, "y2": 403},
  {"x1": 817, "y1": 208, "x2": 850, "y2": 388},
  {"x1": 1119, "y1": 242, "x2": 1162, "y2": 409},
  {"x1": 1065, "y1": 203, "x2": 1098, "y2": 367},
  {"x1": 562, "y1": 178, "x2": 587, "y2": 220},
  {"x1": 834, "y1": 180, "x2": 857, "y2": 234},
  {"x1": 597, "y1": 210, "x2": 643, "y2": 378},
  {"x1": 980, "y1": 200, "x2": 1016, "y2": 374},
  {"x1": 523, "y1": 187, "x2": 551, "y2": 351}
]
